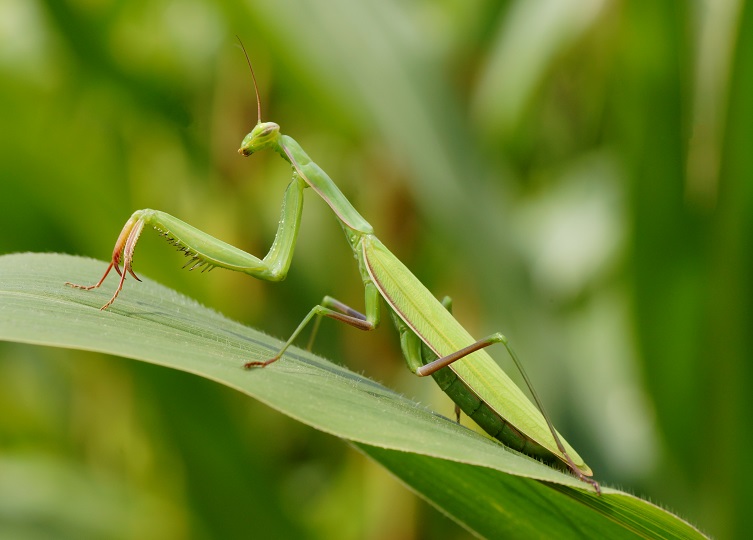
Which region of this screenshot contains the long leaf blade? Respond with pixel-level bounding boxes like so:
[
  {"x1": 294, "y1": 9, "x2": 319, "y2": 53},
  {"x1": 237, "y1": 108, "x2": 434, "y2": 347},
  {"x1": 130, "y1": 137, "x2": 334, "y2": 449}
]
[{"x1": 0, "y1": 253, "x2": 706, "y2": 539}]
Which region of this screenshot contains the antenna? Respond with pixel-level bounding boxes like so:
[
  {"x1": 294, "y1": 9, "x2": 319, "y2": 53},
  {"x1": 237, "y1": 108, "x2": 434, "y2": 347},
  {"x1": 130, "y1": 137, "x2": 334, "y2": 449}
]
[{"x1": 236, "y1": 36, "x2": 262, "y2": 124}]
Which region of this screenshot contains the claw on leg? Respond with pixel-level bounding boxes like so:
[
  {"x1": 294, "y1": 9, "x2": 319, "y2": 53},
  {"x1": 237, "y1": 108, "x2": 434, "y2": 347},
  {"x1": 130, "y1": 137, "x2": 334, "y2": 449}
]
[
  {"x1": 244, "y1": 356, "x2": 280, "y2": 369},
  {"x1": 65, "y1": 214, "x2": 145, "y2": 310}
]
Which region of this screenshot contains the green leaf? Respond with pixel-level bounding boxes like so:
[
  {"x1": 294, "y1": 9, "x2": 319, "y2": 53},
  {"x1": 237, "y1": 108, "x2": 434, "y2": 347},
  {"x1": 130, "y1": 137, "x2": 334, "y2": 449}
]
[{"x1": 0, "y1": 253, "x2": 706, "y2": 539}]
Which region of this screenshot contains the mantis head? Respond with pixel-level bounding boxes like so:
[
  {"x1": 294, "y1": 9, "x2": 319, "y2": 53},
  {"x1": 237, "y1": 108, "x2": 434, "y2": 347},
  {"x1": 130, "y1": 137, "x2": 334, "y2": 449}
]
[
  {"x1": 235, "y1": 37, "x2": 280, "y2": 157},
  {"x1": 238, "y1": 122, "x2": 280, "y2": 156}
]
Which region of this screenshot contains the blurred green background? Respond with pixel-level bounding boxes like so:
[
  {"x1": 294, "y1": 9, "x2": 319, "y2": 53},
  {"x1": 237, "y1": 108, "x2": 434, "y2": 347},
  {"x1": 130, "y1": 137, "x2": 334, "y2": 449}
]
[{"x1": 0, "y1": 0, "x2": 750, "y2": 538}]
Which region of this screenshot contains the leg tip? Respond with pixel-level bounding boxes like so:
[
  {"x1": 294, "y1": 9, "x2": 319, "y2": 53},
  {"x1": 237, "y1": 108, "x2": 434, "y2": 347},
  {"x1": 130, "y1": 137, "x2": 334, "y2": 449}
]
[{"x1": 244, "y1": 356, "x2": 280, "y2": 369}]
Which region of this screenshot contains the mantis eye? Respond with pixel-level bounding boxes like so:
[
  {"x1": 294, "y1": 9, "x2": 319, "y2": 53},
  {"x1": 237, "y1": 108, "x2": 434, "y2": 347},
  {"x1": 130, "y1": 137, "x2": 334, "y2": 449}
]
[{"x1": 260, "y1": 125, "x2": 277, "y2": 137}]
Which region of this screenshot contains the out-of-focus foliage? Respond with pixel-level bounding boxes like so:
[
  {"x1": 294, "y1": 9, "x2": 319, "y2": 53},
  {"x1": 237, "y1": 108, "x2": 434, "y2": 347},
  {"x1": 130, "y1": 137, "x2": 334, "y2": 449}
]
[{"x1": 0, "y1": 0, "x2": 748, "y2": 538}]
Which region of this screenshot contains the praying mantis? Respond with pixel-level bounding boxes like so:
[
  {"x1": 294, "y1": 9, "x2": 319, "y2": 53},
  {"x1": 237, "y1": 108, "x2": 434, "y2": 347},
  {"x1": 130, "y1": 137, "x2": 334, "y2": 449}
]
[{"x1": 66, "y1": 44, "x2": 599, "y2": 493}]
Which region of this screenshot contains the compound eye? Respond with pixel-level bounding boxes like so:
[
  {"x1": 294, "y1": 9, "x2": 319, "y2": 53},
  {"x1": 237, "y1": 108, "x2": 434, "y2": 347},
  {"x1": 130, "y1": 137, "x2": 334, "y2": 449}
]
[{"x1": 258, "y1": 122, "x2": 280, "y2": 138}]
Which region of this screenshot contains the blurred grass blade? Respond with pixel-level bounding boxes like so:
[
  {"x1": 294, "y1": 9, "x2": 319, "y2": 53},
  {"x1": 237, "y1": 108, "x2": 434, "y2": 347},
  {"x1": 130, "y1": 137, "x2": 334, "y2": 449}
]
[{"x1": 0, "y1": 253, "x2": 706, "y2": 539}]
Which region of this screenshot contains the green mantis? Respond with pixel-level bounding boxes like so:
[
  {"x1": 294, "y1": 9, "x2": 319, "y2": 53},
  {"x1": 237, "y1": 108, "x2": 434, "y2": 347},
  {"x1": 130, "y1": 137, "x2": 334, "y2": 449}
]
[{"x1": 66, "y1": 45, "x2": 599, "y2": 493}]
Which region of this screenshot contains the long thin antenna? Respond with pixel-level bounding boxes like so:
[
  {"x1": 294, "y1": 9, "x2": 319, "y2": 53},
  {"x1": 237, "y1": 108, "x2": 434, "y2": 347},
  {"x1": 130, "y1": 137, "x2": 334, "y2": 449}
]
[{"x1": 236, "y1": 36, "x2": 262, "y2": 124}]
